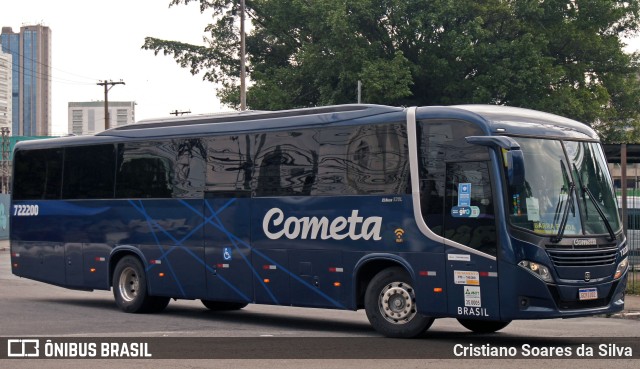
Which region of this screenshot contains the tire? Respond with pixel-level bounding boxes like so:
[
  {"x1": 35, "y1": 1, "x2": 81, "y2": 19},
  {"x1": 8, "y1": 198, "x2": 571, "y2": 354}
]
[
  {"x1": 457, "y1": 319, "x2": 511, "y2": 333},
  {"x1": 364, "y1": 266, "x2": 434, "y2": 338},
  {"x1": 112, "y1": 255, "x2": 170, "y2": 313},
  {"x1": 201, "y1": 300, "x2": 248, "y2": 311}
]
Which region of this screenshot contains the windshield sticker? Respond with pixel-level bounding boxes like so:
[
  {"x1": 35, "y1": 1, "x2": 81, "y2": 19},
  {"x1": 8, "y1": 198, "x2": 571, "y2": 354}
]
[
  {"x1": 451, "y1": 205, "x2": 481, "y2": 218},
  {"x1": 534, "y1": 222, "x2": 576, "y2": 234},
  {"x1": 512, "y1": 194, "x2": 523, "y2": 216},
  {"x1": 458, "y1": 183, "x2": 471, "y2": 206},
  {"x1": 454, "y1": 270, "x2": 480, "y2": 285},
  {"x1": 451, "y1": 206, "x2": 472, "y2": 218},
  {"x1": 526, "y1": 197, "x2": 540, "y2": 222}
]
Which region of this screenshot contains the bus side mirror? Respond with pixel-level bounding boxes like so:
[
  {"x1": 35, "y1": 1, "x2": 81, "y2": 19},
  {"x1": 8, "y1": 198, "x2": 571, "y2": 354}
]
[{"x1": 507, "y1": 149, "x2": 525, "y2": 187}]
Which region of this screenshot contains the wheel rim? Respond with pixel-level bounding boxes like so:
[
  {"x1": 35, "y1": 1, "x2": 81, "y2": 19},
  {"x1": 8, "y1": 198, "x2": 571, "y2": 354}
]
[
  {"x1": 378, "y1": 281, "x2": 417, "y2": 324},
  {"x1": 118, "y1": 266, "x2": 140, "y2": 302}
]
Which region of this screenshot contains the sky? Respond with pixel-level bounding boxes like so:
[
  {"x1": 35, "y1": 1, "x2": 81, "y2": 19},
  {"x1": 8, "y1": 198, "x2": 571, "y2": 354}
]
[
  {"x1": 4, "y1": 1, "x2": 640, "y2": 136},
  {"x1": 1, "y1": 0, "x2": 229, "y2": 135}
]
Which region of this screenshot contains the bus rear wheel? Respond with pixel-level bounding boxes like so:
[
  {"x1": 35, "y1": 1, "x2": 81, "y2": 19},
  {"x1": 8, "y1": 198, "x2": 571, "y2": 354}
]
[
  {"x1": 457, "y1": 319, "x2": 511, "y2": 333},
  {"x1": 364, "y1": 267, "x2": 434, "y2": 338},
  {"x1": 112, "y1": 255, "x2": 169, "y2": 313},
  {"x1": 201, "y1": 300, "x2": 248, "y2": 311}
]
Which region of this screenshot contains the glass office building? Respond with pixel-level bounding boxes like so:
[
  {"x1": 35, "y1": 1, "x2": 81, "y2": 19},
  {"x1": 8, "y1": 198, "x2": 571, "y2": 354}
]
[{"x1": 1, "y1": 25, "x2": 52, "y2": 136}]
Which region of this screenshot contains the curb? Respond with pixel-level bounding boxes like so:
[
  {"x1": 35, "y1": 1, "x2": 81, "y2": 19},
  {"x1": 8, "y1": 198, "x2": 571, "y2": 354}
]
[{"x1": 609, "y1": 311, "x2": 640, "y2": 320}]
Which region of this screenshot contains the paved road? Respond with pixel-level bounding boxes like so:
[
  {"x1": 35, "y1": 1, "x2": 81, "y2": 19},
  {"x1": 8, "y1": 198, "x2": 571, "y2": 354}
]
[{"x1": 1, "y1": 248, "x2": 639, "y2": 368}]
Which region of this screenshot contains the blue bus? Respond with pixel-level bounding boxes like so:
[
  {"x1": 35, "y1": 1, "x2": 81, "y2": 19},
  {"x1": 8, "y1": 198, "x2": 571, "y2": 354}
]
[{"x1": 10, "y1": 104, "x2": 628, "y2": 338}]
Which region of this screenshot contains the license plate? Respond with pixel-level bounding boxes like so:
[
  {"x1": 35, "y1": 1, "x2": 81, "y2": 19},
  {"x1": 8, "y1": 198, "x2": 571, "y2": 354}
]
[{"x1": 579, "y1": 288, "x2": 598, "y2": 301}]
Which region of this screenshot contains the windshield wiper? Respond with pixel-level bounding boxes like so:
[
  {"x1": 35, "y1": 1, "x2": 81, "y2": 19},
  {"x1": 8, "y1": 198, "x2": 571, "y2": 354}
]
[
  {"x1": 551, "y1": 182, "x2": 575, "y2": 243},
  {"x1": 572, "y1": 164, "x2": 616, "y2": 242}
]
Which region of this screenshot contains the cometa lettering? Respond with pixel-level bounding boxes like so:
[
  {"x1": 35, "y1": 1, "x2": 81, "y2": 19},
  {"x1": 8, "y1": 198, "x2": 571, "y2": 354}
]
[{"x1": 263, "y1": 208, "x2": 382, "y2": 241}]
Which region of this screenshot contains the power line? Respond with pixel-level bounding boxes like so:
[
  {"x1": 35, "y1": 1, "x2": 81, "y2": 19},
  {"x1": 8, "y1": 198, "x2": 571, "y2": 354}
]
[
  {"x1": 19, "y1": 61, "x2": 93, "y2": 85},
  {"x1": 2, "y1": 54, "x2": 94, "y2": 86},
  {"x1": 1, "y1": 44, "x2": 98, "y2": 82}
]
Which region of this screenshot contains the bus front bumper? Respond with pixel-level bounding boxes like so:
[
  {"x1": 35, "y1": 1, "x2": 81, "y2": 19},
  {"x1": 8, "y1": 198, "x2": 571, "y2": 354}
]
[{"x1": 502, "y1": 270, "x2": 627, "y2": 320}]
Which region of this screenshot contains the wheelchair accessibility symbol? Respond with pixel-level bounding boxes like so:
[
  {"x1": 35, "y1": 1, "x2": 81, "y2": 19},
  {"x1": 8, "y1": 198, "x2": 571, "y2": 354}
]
[{"x1": 223, "y1": 247, "x2": 232, "y2": 261}]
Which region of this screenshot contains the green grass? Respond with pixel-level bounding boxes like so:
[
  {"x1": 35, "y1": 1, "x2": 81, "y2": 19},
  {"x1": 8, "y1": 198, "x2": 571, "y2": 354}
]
[
  {"x1": 627, "y1": 271, "x2": 640, "y2": 295},
  {"x1": 627, "y1": 284, "x2": 640, "y2": 295}
]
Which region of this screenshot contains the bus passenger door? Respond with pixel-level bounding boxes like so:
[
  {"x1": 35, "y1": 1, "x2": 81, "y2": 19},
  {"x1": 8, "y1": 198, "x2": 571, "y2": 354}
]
[
  {"x1": 204, "y1": 193, "x2": 253, "y2": 304},
  {"x1": 443, "y1": 161, "x2": 501, "y2": 320}
]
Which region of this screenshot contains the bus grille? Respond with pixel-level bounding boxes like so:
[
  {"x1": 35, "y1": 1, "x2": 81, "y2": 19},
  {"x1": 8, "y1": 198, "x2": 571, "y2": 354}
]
[{"x1": 546, "y1": 247, "x2": 618, "y2": 267}]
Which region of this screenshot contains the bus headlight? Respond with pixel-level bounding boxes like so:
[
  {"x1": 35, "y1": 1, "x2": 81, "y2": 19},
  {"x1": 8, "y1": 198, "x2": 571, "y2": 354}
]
[
  {"x1": 518, "y1": 260, "x2": 554, "y2": 283},
  {"x1": 614, "y1": 258, "x2": 629, "y2": 280}
]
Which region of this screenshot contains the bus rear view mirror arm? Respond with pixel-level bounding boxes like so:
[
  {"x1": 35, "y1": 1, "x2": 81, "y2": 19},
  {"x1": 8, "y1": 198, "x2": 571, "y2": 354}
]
[
  {"x1": 465, "y1": 135, "x2": 520, "y2": 151},
  {"x1": 465, "y1": 136, "x2": 525, "y2": 187}
]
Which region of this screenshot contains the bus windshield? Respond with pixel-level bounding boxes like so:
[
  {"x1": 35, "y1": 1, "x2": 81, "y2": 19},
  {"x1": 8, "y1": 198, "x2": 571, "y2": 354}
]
[{"x1": 507, "y1": 138, "x2": 620, "y2": 238}]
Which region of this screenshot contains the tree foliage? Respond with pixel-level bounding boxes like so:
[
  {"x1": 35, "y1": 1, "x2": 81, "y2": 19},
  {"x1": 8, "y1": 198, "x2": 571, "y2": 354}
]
[{"x1": 143, "y1": 0, "x2": 640, "y2": 142}]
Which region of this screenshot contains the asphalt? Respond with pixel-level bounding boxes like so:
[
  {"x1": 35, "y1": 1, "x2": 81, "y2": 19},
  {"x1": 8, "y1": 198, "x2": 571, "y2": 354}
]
[{"x1": 0, "y1": 239, "x2": 639, "y2": 318}]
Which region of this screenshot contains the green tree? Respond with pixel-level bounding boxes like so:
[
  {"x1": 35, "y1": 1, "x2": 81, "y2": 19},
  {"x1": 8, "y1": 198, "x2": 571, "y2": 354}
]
[{"x1": 143, "y1": 0, "x2": 640, "y2": 142}]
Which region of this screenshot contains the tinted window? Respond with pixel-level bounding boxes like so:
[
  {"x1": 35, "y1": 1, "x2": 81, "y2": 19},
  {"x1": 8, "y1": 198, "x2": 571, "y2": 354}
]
[
  {"x1": 316, "y1": 123, "x2": 408, "y2": 196},
  {"x1": 62, "y1": 145, "x2": 116, "y2": 199},
  {"x1": 205, "y1": 135, "x2": 252, "y2": 193},
  {"x1": 116, "y1": 139, "x2": 205, "y2": 199},
  {"x1": 417, "y1": 120, "x2": 489, "y2": 237},
  {"x1": 252, "y1": 130, "x2": 319, "y2": 197},
  {"x1": 13, "y1": 148, "x2": 63, "y2": 200},
  {"x1": 249, "y1": 123, "x2": 408, "y2": 197}
]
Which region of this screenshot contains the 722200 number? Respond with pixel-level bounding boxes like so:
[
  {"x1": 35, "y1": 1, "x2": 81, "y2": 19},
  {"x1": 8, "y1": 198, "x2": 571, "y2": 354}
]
[{"x1": 14, "y1": 204, "x2": 39, "y2": 216}]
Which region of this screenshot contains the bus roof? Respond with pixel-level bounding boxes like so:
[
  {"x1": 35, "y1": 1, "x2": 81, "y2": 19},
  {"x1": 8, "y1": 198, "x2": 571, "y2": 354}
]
[
  {"x1": 14, "y1": 104, "x2": 599, "y2": 151},
  {"x1": 451, "y1": 105, "x2": 599, "y2": 140},
  {"x1": 98, "y1": 104, "x2": 405, "y2": 139}
]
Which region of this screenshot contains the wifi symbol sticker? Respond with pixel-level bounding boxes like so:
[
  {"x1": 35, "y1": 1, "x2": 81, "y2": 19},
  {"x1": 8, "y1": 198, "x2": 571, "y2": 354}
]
[{"x1": 395, "y1": 228, "x2": 405, "y2": 243}]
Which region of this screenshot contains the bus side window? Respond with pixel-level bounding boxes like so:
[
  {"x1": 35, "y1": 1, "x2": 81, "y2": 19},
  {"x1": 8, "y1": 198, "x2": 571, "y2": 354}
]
[
  {"x1": 206, "y1": 135, "x2": 252, "y2": 193},
  {"x1": 117, "y1": 157, "x2": 172, "y2": 198},
  {"x1": 346, "y1": 124, "x2": 408, "y2": 195},
  {"x1": 116, "y1": 142, "x2": 173, "y2": 199},
  {"x1": 316, "y1": 123, "x2": 408, "y2": 196},
  {"x1": 13, "y1": 148, "x2": 63, "y2": 200},
  {"x1": 252, "y1": 131, "x2": 319, "y2": 197},
  {"x1": 62, "y1": 145, "x2": 116, "y2": 199},
  {"x1": 115, "y1": 140, "x2": 205, "y2": 199}
]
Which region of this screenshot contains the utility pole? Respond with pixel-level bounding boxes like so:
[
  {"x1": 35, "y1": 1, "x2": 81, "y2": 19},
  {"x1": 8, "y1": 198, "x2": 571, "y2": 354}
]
[
  {"x1": 170, "y1": 110, "x2": 191, "y2": 116},
  {"x1": 240, "y1": 0, "x2": 247, "y2": 111},
  {"x1": 0, "y1": 127, "x2": 9, "y2": 194},
  {"x1": 97, "y1": 79, "x2": 125, "y2": 130}
]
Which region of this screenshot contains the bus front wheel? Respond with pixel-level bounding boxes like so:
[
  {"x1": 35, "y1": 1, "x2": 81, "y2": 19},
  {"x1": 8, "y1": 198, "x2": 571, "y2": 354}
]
[
  {"x1": 457, "y1": 319, "x2": 511, "y2": 333},
  {"x1": 364, "y1": 267, "x2": 434, "y2": 338},
  {"x1": 112, "y1": 256, "x2": 169, "y2": 313}
]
